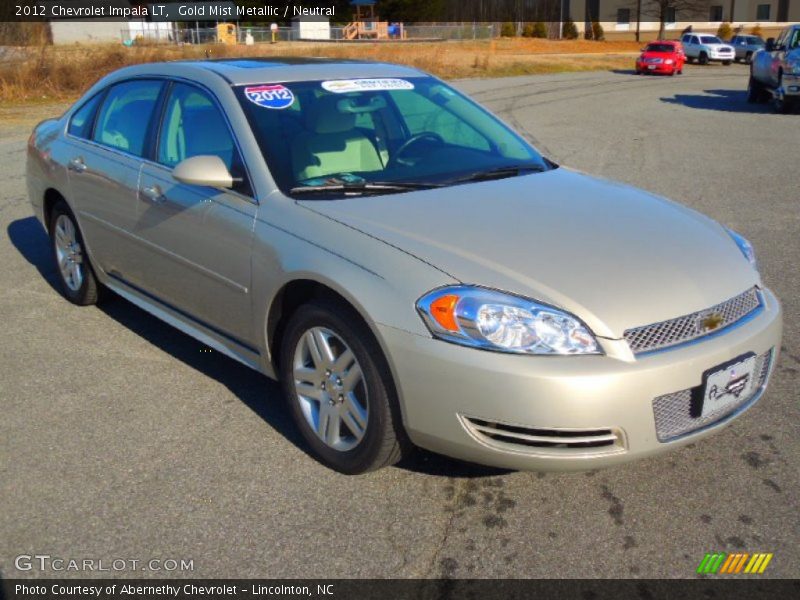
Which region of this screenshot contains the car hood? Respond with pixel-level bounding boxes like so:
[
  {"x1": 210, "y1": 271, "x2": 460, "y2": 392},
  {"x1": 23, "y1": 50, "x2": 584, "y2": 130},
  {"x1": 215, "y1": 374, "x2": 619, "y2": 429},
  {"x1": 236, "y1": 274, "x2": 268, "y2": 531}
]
[
  {"x1": 704, "y1": 43, "x2": 734, "y2": 50},
  {"x1": 299, "y1": 168, "x2": 759, "y2": 338}
]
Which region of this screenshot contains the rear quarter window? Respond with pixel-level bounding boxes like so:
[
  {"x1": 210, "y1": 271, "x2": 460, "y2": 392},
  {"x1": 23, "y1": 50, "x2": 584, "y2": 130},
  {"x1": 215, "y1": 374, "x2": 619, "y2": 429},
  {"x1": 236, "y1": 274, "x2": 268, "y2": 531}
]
[{"x1": 68, "y1": 93, "x2": 104, "y2": 139}]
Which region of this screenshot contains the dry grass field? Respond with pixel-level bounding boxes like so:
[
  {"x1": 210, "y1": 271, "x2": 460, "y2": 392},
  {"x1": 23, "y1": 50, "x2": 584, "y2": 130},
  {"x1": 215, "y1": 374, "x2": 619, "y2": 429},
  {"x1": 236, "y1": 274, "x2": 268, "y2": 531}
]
[{"x1": 0, "y1": 38, "x2": 640, "y2": 104}]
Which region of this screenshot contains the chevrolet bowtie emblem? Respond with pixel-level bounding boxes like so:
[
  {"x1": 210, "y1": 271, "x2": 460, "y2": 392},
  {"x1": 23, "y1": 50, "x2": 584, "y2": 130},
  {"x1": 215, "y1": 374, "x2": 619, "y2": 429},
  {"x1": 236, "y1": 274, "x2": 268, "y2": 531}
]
[{"x1": 698, "y1": 312, "x2": 724, "y2": 333}]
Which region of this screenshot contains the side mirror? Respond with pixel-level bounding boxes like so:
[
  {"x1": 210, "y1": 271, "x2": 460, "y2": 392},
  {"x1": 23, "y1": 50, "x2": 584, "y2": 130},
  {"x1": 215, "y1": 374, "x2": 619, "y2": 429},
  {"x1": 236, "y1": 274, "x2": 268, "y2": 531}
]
[
  {"x1": 765, "y1": 38, "x2": 775, "y2": 51},
  {"x1": 172, "y1": 155, "x2": 234, "y2": 189}
]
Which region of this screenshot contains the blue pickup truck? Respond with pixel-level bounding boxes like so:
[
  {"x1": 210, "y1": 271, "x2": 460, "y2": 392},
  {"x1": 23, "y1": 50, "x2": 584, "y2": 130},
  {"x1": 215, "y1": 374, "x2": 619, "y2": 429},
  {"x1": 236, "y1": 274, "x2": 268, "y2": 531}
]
[{"x1": 748, "y1": 24, "x2": 800, "y2": 113}]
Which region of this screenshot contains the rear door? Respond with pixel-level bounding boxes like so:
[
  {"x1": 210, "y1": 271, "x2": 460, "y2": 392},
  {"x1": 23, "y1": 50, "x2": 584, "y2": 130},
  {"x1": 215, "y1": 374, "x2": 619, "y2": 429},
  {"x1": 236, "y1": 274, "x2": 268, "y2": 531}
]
[
  {"x1": 64, "y1": 79, "x2": 164, "y2": 276},
  {"x1": 131, "y1": 81, "x2": 257, "y2": 345}
]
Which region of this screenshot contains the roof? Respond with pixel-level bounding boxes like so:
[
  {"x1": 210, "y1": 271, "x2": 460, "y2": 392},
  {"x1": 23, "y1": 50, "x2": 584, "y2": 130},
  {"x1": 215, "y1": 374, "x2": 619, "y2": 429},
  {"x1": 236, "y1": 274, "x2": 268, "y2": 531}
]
[{"x1": 178, "y1": 57, "x2": 426, "y2": 85}]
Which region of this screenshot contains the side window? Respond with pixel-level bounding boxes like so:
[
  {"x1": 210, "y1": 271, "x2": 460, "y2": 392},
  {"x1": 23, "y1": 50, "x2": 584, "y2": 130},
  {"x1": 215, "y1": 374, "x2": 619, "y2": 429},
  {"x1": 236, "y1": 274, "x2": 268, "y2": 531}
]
[
  {"x1": 157, "y1": 82, "x2": 251, "y2": 196},
  {"x1": 93, "y1": 80, "x2": 163, "y2": 156},
  {"x1": 68, "y1": 92, "x2": 104, "y2": 139},
  {"x1": 390, "y1": 91, "x2": 490, "y2": 152},
  {"x1": 789, "y1": 29, "x2": 800, "y2": 50}
]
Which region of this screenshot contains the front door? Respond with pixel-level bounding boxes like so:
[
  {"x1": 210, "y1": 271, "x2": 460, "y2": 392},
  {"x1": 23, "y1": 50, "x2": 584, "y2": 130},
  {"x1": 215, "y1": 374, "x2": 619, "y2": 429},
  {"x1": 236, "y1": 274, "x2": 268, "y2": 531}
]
[{"x1": 130, "y1": 82, "x2": 257, "y2": 346}]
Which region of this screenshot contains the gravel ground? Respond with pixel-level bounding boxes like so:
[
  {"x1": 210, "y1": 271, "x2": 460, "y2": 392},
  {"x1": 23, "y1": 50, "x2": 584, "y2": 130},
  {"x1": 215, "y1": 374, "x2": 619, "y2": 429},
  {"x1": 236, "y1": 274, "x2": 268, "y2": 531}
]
[{"x1": 1, "y1": 64, "x2": 798, "y2": 579}]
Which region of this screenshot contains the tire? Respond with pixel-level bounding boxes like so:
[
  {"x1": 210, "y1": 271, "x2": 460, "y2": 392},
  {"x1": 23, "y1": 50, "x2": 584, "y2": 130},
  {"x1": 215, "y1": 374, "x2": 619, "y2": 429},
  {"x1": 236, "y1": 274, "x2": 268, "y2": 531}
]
[
  {"x1": 699, "y1": 52, "x2": 709, "y2": 65},
  {"x1": 49, "y1": 200, "x2": 102, "y2": 306},
  {"x1": 773, "y1": 72, "x2": 795, "y2": 114},
  {"x1": 722, "y1": 60, "x2": 732, "y2": 66},
  {"x1": 747, "y1": 75, "x2": 765, "y2": 103},
  {"x1": 687, "y1": 56, "x2": 695, "y2": 64},
  {"x1": 745, "y1": 51, "x2": 753, "y2": 64},
  {"x1": 279, "y1": 300, "x2": 406, "y2": 474}
]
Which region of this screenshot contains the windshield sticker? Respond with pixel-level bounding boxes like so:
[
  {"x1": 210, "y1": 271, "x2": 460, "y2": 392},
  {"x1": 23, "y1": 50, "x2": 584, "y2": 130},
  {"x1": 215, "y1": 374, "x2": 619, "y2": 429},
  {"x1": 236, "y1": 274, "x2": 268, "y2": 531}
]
[
  {"x1": 321, "y1": 78, "x2": 414, "y2": 94},
  {"x1": 244, "y1": 84, "x2": 295, "y2": 109}
]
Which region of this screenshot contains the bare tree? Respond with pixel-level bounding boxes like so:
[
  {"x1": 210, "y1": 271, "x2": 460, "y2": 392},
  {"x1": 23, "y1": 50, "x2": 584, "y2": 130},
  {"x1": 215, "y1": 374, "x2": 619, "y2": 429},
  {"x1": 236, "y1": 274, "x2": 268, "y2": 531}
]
[{"x1": 628, "y1": 0, "x2": 712, "y2": 40}]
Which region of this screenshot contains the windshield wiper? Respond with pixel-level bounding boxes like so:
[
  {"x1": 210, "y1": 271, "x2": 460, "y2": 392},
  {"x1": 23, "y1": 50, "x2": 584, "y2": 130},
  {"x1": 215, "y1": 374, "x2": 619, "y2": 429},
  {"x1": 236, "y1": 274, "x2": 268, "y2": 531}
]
[
  {"x1": 449, "y1": 164, "x2": 547, "y2": 184},
  {"x1": 290, "y1": 181, "x2": 442, "y2": 196}
]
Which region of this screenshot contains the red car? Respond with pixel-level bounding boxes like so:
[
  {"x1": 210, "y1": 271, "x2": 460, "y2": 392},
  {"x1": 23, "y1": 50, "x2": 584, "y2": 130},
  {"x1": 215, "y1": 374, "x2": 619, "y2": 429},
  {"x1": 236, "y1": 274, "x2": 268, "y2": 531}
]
[{"x1": 635, "y1": 40, "x2": 685, "y2": 75}]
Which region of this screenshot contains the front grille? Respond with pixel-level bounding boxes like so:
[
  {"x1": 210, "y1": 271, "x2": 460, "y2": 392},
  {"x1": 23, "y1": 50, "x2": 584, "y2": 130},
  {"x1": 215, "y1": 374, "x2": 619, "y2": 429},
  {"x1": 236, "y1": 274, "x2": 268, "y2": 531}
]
[
  {"x1": 461, "y1": 416, "x2": 625, "y2": 456},
  {"x1": 653, "y1": 349, "x2": 773, "y2": 442},
  {"x1": 624, "y1": 287, "x2": 761, "y2": 355}
]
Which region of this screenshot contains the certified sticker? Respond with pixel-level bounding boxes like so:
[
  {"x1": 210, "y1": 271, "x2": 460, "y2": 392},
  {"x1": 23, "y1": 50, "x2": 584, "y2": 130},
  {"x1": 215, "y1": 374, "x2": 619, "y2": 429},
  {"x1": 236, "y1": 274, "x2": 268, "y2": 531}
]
[
  {"x1": 244, "y1": 84, "x2": 295, "y2": 109},
  {"x1": 321, "y1": 78, "x2": 415, "y2": 94}
]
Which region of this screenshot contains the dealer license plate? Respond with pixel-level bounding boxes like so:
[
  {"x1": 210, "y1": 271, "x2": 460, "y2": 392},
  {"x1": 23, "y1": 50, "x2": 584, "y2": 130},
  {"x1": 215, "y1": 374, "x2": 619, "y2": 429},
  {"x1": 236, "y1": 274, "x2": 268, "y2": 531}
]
[{"x1": 701, "y1": 354, "x2": 757, "y2": 418}]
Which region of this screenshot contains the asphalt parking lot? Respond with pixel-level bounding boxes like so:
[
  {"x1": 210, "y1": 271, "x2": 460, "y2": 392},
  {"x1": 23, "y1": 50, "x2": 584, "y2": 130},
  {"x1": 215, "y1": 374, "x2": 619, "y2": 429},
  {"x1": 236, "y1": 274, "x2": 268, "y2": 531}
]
[{"x1": 1, "y1": 64, "x2": 798, "y2": 579}]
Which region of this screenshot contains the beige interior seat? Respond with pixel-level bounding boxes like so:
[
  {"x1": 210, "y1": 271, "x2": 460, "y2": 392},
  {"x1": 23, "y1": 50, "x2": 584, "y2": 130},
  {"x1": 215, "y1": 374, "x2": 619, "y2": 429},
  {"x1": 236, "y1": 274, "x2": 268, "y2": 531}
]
[{"x1": 291, "y1": 96, "x2": 384, "y2": 181}]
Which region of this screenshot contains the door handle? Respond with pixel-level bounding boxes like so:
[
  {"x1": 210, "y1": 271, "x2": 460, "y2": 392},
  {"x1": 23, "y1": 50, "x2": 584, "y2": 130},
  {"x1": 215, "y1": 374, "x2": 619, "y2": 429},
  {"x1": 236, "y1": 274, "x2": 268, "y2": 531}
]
[
  {"x1": 141, "y1": 185, "x2": 165, "y2": 204},
  {"x1": 67, "y1": 157, "x2": 86, "y2": 173}
]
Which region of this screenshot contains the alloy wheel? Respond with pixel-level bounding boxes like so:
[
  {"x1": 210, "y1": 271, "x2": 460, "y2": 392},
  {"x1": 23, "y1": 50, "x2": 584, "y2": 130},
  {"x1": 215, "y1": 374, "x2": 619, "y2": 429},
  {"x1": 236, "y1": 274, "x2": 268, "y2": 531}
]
[
  {"x1": 54, "y1": 214, "x2": 84, "y2": 292},
  {"x1": 292, "y1": 327, "x2": 368, "y2": 452}
]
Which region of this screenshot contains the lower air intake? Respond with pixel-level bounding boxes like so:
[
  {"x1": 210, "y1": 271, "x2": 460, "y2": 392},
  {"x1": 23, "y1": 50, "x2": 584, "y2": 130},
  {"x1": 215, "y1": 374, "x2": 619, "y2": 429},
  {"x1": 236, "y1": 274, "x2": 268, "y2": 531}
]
[{"x1": 461, "y1": 416, "x2": 626, "y2": 456}]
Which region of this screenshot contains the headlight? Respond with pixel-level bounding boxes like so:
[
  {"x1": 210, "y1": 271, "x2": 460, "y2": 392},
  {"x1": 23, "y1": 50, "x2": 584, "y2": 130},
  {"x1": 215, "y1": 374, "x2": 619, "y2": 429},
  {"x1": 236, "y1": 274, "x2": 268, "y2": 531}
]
[
  {"x1": 726, "y1": 228, "x2": 757, "y2": 269},
  {"x1": 665, "y1": 59, "x2": 674, "y2": 64},
  {"x1": 416, "y1": 286, "x2": 601, "y2": 355}
]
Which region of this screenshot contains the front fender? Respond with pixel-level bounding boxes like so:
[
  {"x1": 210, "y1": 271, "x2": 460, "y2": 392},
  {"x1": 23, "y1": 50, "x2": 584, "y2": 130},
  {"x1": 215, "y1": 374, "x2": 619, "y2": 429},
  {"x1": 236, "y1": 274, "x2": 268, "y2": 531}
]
[{"x1": 249, "y1": 197, "x2": 458, "y2": 373}]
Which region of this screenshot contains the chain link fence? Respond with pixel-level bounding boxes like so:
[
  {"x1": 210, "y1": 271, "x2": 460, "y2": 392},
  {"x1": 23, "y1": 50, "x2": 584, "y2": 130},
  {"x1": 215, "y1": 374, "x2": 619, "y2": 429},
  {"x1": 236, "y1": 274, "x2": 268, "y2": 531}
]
[{"x1": 120, "y1": 24, "x2": 502, "y2": 45}]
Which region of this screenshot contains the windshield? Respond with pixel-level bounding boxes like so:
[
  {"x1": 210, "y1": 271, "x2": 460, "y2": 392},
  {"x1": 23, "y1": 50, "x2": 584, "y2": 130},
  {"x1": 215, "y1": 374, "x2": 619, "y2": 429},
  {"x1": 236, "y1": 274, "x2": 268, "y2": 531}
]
[
  {"x1": 235, "y1": 77, "x2": 550, "y2": 195},
  {"x1": 700, "y1": 36, "x2": 723, "y2": 44},
  {"x1": 747, "y1": 36, "x2": 765, "y2": 44},
  {"x1": 645, "y1": 44, "x2": 675, "y2": 53}
]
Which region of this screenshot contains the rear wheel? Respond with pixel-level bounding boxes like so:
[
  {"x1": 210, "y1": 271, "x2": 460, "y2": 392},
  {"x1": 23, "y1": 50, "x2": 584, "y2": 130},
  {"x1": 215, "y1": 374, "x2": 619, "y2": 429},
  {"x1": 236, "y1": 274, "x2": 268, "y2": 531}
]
[
  {"x1": 699, "y1": 52, "x2": 709, "y2": 65},
  {"x1": 49, "y1": 200, "x2": 101, "y2": 306},
  {"x1": 279, "y1": 301, "x2": 406, "y2": 474}
]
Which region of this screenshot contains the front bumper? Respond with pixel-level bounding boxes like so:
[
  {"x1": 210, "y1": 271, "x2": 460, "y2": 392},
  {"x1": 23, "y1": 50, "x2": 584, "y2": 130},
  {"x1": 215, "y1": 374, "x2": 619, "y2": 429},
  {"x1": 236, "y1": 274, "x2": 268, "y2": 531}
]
[
  {"x1": 782, "y1": 73, "x2": 800, "y2": 97},
  {"x1": 636, "y1": 61, "x2": 676, "y2": 73},
  {"x1": 709, "y1": 52, "x2": 735, "y2": 61},
  {"x1": 381, "y1": 288, "x2": 782, "y2": 471}
]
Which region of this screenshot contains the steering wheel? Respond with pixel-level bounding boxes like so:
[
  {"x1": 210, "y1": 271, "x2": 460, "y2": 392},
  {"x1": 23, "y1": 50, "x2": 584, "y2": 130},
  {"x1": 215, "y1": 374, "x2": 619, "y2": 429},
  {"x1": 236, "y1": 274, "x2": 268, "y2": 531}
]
[{"x1": 388, "y1": 132, "x2": 445, "y2": 168}]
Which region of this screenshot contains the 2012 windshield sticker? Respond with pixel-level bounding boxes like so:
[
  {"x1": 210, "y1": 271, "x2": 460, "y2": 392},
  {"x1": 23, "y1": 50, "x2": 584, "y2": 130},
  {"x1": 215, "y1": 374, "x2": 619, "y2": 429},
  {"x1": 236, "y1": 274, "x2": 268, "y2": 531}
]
[
  {"x1": 244, "y1": 84, "x2": 295, "y2": 109},
  {"x1": 321, "y1": 79, "x2": 415, "y2": 94}
]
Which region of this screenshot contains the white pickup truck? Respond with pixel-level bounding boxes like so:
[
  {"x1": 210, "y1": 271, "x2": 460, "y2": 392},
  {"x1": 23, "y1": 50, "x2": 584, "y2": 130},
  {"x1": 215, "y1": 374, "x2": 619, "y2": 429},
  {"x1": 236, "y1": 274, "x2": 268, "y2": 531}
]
[
  {"x1": 748, "y1": 24, "x2": 800, "y2": 114},
  {"x1": 680, "y1": 33, "x2": 735, "y2": 65}
]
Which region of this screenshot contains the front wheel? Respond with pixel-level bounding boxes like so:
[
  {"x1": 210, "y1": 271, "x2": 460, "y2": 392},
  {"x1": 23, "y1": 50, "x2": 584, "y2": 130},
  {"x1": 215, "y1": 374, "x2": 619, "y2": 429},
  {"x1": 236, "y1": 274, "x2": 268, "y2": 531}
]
[
  {"x1": 745, "y1": 51, "x2": 753, "y2": 64},
  {"x1": 49, "y1": 200, "x2": 102, "y2": 305},
  {"x1": 722, "y1": 60, "x2": 731, "y2": 66},
  {"x1": 280, "y1": 301, "x2": 406, "y2": 474},
  {"x1": 699, "y1": 53, "x2": 709, "y2": 65},
  {"x1": 747, "y1": 75, "x2": 766, "y2": 103}
]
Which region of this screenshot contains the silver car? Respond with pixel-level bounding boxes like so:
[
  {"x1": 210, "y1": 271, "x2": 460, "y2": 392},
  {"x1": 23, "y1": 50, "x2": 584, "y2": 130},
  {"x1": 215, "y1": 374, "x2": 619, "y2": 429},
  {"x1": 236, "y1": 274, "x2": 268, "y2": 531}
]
[
  {"x1": 26, "y1": 59, "x2": 782, "y2": 473},
  {"x1": 730, "y1": 34, "x2": 765, "y2": 63}
]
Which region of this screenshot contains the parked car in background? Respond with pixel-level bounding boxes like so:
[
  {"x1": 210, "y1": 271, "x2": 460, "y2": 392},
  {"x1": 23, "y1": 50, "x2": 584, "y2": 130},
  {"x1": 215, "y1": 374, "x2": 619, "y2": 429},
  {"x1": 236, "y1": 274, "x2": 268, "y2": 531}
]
[
  {"x1": 748, "y1": 24, "x2": 800, "y2": 113},
  {"x1": 730, "y1": 34, "x2": 765, "y2": 64},
  {"x1": 26, "y1": 59, "x2": 782, "y2": 474},
  {"x1": 635, "y1": 41, "x2": 685, "y2": 75},
  {"x1": 681, "y1": 34, "x2": 735, "y2": 65}
]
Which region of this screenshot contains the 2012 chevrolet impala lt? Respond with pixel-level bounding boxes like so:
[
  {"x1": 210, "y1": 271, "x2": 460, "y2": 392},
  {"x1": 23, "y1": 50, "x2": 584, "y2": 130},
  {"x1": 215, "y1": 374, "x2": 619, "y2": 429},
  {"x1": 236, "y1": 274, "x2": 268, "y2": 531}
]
[{"x1": 26, "y1": 59, "x2": 782, "y2": 473}]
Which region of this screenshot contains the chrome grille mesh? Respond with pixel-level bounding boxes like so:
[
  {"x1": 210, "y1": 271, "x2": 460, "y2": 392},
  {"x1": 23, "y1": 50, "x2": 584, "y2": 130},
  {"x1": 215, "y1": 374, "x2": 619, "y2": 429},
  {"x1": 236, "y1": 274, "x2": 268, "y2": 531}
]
[
  {"x1": 624, "y1": 287, "x2": 761, "y2": 354},
  {"x1": 652, "y1": 349, "x2": 773, "y2": 442}
]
